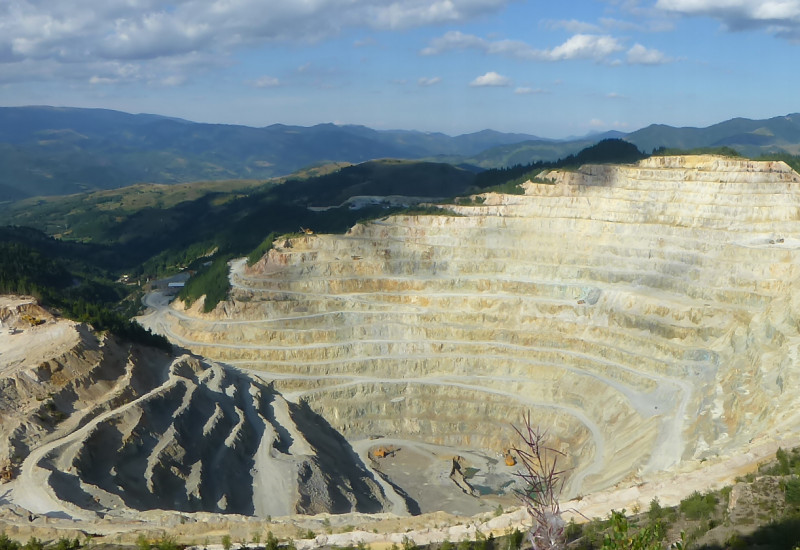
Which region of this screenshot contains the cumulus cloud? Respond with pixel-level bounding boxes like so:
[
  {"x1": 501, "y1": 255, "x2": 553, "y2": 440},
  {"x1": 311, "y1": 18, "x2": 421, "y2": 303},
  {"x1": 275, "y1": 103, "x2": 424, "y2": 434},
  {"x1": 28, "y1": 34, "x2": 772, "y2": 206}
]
[
  {"x1": 422, "y1": 31, "x2": 624, "y2": 62},
  {"x1": 627, "y1": 43, "x2": 673, "y2": 64},
  {"x1": 470, "y1": 71, "x2": 511, "y2": 87},
  {"x1": 418, "y1": 76, "x2": 442, "y2": 86},
  {"x1": 656, "y1": 0, "x2": 800, "y2": 38},
  {"x1": 544, "y1": 34, "x2": 624, "y2": 60},
  {"x1": 0, "y1": 0, "x2": 514, "y2": 84}
]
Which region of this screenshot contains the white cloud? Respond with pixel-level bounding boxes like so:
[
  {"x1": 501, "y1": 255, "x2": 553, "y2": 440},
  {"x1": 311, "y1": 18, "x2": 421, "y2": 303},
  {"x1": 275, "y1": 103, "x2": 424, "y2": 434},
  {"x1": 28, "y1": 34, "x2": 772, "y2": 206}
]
[
  {"x1": 418, "y1": 76, "x2": 442, "y2": 86},
  {"x1": 366, "y1": 0, "x2": 513, "y2": 29},
  {"x1": 626, "y1": 43, "x2": 673, "y2": 64},
  {"x1": 514, "y1": 86, "x2": 547, "y2": 94},
  {"x1": 420, "y1": 31, "x2": 487, "y2": 55},
  {"x1": 606, "y1": 91, "x2": 627, "y2": 98},
  {"x1": 160, "y1": 75, "x2": 187, "y2": 87},
  {"x1": 251, "y1": 76, "x2": 281, "y2": 88},
  {"x1": 89, "y1": 76, "x2": 117, "y2": 85},
  {"x1": 544, "y1": 34, "x2": 623, "y2": 61},
  {"x1": 656, "y1": 0, "x2": 800, "y2": 37},
  {"x1": 422, "y1": 31, "x2": 624, "y2": 62},
  {"x1": 546, "y1": 15, "x2": 674, "y2": 34},
  {"x1": 545, "y1": 19, "x2": 602, "y2": 33},
  {"x1": 0, "y1": 0, "x2": 515, "y2": 84},
  {"x1": 470, "y1": 71, "x2": 511, "y2": 87}
]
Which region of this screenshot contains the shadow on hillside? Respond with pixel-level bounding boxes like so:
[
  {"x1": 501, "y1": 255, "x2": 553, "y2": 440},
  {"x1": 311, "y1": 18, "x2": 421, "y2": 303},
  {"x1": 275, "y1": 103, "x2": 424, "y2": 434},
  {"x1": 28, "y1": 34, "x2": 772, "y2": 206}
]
[{"x1": 698, "y1": 515, "x2": 800, "y2": 550}]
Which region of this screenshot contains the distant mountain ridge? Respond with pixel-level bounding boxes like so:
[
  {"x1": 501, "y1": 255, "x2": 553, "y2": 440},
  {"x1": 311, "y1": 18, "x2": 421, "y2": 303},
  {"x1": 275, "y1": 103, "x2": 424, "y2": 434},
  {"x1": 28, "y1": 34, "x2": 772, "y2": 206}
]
[
  {"x1": 464, "y1": 114, "x2": 800, "y2": 168},
  {"x1": 2, "y1": 106, "x2": 800, "y2": 202},
  {"x1": 0, "y1": 106, "x2": 540, "y2": 201},
  {"x1": 625, "y1": 113, "x2": 800, "y2": 154}
]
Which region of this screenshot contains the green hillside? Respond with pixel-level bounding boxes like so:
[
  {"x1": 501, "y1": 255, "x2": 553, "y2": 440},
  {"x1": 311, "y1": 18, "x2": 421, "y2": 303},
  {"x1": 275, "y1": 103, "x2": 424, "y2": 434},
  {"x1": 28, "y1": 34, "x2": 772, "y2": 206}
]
[
  {"x1": 0, "y1": 106, "x2": 537, "y2": 201},
  {"x1": 0, "y1": 159, "x2": 477, "y2": 277},
  {"x1": 0, "y1": 226, "x2": 168, "y2": 350},
  {"x1": 433, "y1": 114, "x2": 800, "y2": 169},
  {"x1": 626, "y1": 113, "x2": 800, "y2": 156}
]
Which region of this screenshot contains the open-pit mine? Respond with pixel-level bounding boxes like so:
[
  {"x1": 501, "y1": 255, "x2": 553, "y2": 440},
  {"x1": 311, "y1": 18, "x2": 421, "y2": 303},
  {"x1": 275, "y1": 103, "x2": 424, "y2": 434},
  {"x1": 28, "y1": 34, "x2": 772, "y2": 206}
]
[
  {"x1": 3, "y1": 155, "x2": 800, "y2": 538},
  {"x1": 141, "y1": 155, "x2": 800, "y2": 515}
]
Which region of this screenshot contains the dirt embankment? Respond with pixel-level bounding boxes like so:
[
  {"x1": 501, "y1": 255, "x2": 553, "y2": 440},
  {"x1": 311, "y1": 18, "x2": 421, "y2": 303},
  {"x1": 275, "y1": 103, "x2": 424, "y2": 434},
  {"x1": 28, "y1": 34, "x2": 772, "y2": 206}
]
[{"x1": 0, "y1": 297, "x2": 389, "y2": 524}]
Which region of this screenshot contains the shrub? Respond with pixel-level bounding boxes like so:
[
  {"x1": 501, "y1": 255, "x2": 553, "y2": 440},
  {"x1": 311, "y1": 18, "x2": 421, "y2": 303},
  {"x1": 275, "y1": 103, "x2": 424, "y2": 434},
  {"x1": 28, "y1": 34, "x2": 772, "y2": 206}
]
[
  {"x1": 648, "y1": 497, "x2": 663, "y2": 522},
  {"x1": 601, "y1": 510, "x2": 665, "y2": 550},
  {"x1": 0, "y1": 533, "x2": 20, "y2": 550},
  {"x1": 154, "y1": 536, "x2": 179, "y2": 550},
  {"x1": 507, "y1": 529, "x2": 524, "y2": 550},
  {"x1": 679, "y1": 491, "x2": 717, "y2": 520},
  {"x1": 564, "y1": 519, "x2": 582, "y2": 542},
  {"x1": 724, "y1": 533, "x2": 747, "y2": 550},
  {"x1": 264, "y1": 531, "x2": 278, "y2": 550},
  {"x1": 52, "y1": 539, "x2": 81, "y2": 550},
  {"x1": 778, "y1": 448, "x2": 792, "y2": 475},
  {"x1": 785, "y1": 478, "x2": 800, "y2": 505}
]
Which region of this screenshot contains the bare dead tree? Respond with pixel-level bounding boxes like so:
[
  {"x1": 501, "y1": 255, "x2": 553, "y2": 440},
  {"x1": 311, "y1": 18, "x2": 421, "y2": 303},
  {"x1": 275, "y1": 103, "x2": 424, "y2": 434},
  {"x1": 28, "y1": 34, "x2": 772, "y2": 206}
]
[{"x1": 512, "y1": 412, "x2": 568, "y2": 550}]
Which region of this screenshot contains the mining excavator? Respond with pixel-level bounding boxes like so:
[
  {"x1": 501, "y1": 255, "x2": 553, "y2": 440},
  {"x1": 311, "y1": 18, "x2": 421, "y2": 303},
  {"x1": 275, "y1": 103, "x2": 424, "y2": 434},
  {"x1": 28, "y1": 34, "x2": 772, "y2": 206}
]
[
  {"x1": 371, "y1": 445, "x2": 396, "y2": 459},
  {"x1": 0, "y1": 459, "x2": 15, "y2": 482},
  {"x1": 21, "y1": 314, "x2": 45, "y2": 326}
]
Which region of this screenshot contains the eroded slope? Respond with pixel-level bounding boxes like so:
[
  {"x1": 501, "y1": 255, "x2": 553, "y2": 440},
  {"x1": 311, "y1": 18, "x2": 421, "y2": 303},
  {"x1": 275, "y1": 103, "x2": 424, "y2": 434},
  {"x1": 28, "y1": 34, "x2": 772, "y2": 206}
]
[{"x1": 0, "y1": 297, "x2": 387, "y2": 519}]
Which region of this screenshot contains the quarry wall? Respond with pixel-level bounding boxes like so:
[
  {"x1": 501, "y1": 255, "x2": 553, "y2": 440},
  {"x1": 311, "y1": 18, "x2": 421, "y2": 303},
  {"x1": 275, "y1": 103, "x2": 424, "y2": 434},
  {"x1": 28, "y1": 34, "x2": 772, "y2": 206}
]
[{"x1": 162, "y1": 155, "x2": 800, "y2": 499}]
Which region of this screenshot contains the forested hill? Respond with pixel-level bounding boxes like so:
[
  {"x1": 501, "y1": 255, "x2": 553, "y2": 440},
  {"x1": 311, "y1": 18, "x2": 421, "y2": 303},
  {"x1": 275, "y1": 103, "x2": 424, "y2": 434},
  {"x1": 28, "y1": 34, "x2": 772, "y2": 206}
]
[
  {"x1": 0, "y1": 106, "x2": 538, "y2": 201},
  {"x1": 0, "y1": 226, "x2": 169, "y2": 350}
]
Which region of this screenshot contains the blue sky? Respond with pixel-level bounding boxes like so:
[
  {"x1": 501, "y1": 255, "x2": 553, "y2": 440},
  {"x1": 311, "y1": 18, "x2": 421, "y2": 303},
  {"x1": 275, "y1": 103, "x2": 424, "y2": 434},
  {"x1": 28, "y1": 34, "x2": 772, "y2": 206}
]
[{"x1": 1, "y1": 0, "x2": 798, "y2": 137}]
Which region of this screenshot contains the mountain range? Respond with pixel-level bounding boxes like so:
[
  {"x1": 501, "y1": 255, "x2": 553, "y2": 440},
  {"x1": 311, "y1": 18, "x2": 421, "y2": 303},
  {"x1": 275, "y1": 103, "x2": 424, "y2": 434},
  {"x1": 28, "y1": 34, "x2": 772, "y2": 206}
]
[{"x1": 2, "y1": 106, "x2": 800, "y2": 201}]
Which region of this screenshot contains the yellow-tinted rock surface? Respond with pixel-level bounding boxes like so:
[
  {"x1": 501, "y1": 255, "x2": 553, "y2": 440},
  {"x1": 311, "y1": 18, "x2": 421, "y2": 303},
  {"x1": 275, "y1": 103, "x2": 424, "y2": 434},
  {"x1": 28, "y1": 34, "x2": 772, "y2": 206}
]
[{"x1": 157, "y1": 156, "x2": 800, "y2": 499}]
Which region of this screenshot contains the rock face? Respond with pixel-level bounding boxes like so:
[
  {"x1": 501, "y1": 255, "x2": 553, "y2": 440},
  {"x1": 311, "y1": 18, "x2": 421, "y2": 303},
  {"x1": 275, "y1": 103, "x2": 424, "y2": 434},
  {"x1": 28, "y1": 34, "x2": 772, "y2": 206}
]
[
  {"x1": 0, "y1": 297, "x2": 387, "y2": 519},
  {"x1": 161, "y1": 155, "x2": 800, "y2": 500}
]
